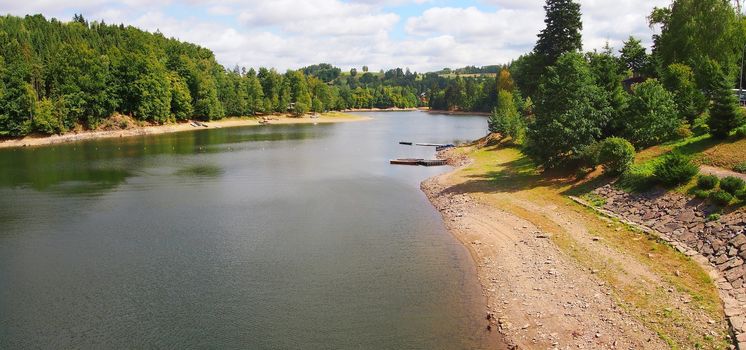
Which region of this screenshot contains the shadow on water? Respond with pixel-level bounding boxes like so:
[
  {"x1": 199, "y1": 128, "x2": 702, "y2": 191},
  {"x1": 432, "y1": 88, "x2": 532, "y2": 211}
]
[
  {"x1": 174, "y1": 164, "x2": 224, "y2": 178},
  {"x1": 0, "y1": 124, "x2": 325, "y2": 194}
]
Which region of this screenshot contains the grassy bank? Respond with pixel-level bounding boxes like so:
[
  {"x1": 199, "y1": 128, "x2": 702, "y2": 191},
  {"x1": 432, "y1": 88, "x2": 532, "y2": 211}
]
[{"x1": 443, "y1": 141, "x2": 729, "y2": 349}]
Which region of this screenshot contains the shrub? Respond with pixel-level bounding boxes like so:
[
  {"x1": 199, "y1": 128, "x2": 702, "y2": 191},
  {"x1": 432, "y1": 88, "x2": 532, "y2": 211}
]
[
  {"x1": 622, "y1": 79, "x2": 682, "y2": 148},
  {"x1": 654, "y1": 152, "x2": 699, "y2": 186},
  {"x1": 597, "y1": 137, "x2": 635, "y2": 175},
  {"x1": 735, "y1": 162, "x2": 746, "y2": 174},
  {"x1": 736, "y1": 125, "x2": 746, "y2": 139},
  {"x1": 618, "y1": 163, "x2": 656, "y2": 192},
  {"x1": 696, "y1": 175, "x2": 719, "y2": 190},
  {"x1": 706, "y1": 213, "x2": 721, "y2": 222},
  {"x1": 709, "y1": 190, "x2": 734, "y2": 206},
  {"x1": 736, "y1": 190, "x2": 746, "y2": 201},
  {"x1": 691, "y1": 113, "x2": 710, "y2": 136},
  {"x1": 692, "y1": 189, "x2": 711, "y2": 199},
  {"x1": 580, "y1": 141, "x2": 602, "y2": 168},
  {"x1": 720, "y1": 176, "x2": 746, "y2": 195}
]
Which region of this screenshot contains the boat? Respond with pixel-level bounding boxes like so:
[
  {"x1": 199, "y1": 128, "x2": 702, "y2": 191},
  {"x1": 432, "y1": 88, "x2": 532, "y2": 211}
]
[{"x1": 399, "y1": 141, "x2": 413, "y2": 145}]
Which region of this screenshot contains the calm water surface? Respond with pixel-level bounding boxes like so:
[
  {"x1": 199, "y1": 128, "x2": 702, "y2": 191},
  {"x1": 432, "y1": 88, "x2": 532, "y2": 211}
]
[{"x1": 0, "y1": 111, "x2": 498, "y2": 349}]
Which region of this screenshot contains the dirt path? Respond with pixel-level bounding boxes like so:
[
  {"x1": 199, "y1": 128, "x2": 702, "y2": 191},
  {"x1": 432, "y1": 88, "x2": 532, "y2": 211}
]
[
  {"x1": 422, "y1": 174, "x2": 668, "y2": 349},
  {"x1": 701, "y1": 165, "x2": 746, "y2": 181}
]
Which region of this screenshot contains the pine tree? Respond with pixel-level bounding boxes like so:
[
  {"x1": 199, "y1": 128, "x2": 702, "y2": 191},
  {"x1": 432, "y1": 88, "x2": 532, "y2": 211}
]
[
  {"x1": 709, "y1": 69, "x2": 742, "y2": 139},
  {"x1": 534, "y1": 0, "x2": 583, "y2": 67}
]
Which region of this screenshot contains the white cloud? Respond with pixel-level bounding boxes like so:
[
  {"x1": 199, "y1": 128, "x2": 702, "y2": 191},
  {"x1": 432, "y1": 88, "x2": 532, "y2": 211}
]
[{"x1": 0, "y1": 0, "x2": 672, "y2": 71}]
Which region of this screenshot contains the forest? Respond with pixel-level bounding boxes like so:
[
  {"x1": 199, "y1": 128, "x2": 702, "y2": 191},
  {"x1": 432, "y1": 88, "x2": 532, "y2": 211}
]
[
  {"x1": 1, "y1": 0, "x2": 745, "y2": 151},
  {"x1": 486, "y1": 0, "x2": 746, "y2": 173},
  {"x1": 0, "y1": 13, "x2": 502, "y2": 137}
]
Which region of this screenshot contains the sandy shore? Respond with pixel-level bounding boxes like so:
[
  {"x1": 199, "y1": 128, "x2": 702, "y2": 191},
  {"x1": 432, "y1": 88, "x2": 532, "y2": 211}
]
[
  {"x1": 421, "y1": 149, "x2": 685, "y2": 349},
  {"x1": 0, "y1": 113, "x2": 368, "y2": 149}
]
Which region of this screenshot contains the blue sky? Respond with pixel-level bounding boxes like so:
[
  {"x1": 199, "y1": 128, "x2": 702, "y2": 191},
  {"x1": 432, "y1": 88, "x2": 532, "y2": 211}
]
[{"x1": 0, "y1": 0, "x2": 670, "y2": 71}]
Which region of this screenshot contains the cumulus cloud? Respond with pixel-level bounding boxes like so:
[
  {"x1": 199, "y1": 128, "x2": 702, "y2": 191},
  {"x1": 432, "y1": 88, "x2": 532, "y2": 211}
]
[{"x1": 0, "y1": 0, "x2": 670, "y2": 71}]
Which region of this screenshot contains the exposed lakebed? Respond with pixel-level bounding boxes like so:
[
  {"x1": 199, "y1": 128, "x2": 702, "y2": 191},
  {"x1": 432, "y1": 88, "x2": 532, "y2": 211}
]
[{"x1": 0, "y1": 111, "x2": 496, "y2": 348}]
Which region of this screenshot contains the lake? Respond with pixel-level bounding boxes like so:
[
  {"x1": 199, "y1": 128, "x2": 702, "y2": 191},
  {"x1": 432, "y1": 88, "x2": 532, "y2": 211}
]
[{"x1": 0, "y1": 111, "x2": 499, "y2": 349}]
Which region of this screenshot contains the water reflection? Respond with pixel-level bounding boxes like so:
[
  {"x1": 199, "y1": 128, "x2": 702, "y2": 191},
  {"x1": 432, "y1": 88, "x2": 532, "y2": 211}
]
[{"x1": 0, "y1": 124, "x2": 324, "y2": 193}]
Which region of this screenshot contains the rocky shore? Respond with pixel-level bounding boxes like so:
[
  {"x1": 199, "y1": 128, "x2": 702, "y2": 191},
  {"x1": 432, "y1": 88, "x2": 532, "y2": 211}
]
[
  {"x1": 421, "y1": 150, "x2": 671, "y2": 349},
  {"x1": 588, "y1": 185, "x2": 746, "y2": 347}
]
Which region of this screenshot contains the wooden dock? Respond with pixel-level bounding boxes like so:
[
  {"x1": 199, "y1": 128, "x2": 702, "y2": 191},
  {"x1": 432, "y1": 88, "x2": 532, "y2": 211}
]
[{"x1": 390, "y1": 159, "x2": 447, "y2": 167}]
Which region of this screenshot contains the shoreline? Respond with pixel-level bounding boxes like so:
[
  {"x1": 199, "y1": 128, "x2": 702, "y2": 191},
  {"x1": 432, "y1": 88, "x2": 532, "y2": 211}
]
[
  {"x1": 426, "y1": 110, "x2": 491, "y2": 116},
  {"x1": 0, "y1": 113, "x2": 368, "y2": 149},
  {"x1": 420, "y1": 146, "x2": 718, "y2": 349}
]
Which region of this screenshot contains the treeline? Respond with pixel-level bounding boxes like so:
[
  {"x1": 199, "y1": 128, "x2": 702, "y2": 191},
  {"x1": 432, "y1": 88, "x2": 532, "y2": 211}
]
[
  {"x1": 487, "y1": 0, "x2": 746, "y2": 171},
  {"x1": 0, "y1": 15, "x2": 437, "y2": 137}
]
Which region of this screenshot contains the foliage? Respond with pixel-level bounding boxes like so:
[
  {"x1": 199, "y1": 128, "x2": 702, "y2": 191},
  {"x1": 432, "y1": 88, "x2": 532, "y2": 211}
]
[
  {"x1": 706, "y1": 213, "x2": 721, "y2": 222},
  {"x1": 622, "y1": 79, "x2": 681, "y2": 148},
  {"x1": 692, "y1": 189, "x2": 710, "y2": 200},
  {"x1": 534, "y1": 0, "x2": 583, "y2": 67},
  {"x1": 734, "y1": 162, "x2": 746, "y2": 174},
  {"x1": 650, "y1": 0, "x2": 743, "y2": 85},
  {"x1": 709, "y1": 66, "x2": 743, "y2": 139},
  {"x1": 709, "y1": 190, "x2": 734, "y2": 206},
  {"x1": 619, "y1": 36, "x2": 648, "y2": 76},
  {"x1": 32, "y1": 98, "x2": 65, "y2": 134},
  {"x1": 618, "y1": 163, "x2": 656, "y2": 192},
  {"x1": 660, "y1": 63, "x2": 705, "y2": 124},
  {"x1": 696, "y1": 175, "x2": 719, "y2": 190},
  {"x1": 737, "y1": 190, "x2": 746, "y2": 201},
  {"x1": 719, "y1": 176, "x2": 746, "y2": 195},
  {"x1": 597, "y1": 137, "x2": 635, "y2": 175},
  {"x1": 525, "y1": 52, "x2": 611, "y2": 169},
  {"x1": 653, "y1": 152, "x2": 699, "y2": 186},
  {"x1": 587, "y1": 46, "x2": 627, "y2": 135},
  {"x1": 734, "y1": 125, "x2": 746, "y2": 139},
  {"x1": 488, "y1": 90, "x2": 524, "y2": 143}
]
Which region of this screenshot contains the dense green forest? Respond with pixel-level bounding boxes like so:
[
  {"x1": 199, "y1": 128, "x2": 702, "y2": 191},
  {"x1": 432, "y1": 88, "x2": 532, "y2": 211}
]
[
  {"x1": 0, "y1": 14, "x2": 503, "y2": 137},
  {"x1": 487, "y1": 0, "x2": 746, "y2": 171}
]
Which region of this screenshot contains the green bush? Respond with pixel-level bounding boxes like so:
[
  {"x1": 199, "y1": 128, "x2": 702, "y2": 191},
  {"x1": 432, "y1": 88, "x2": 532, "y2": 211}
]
[
  {"x1": 735, "y1": 125, "x2": 746, "y2": 139},
  {"x1": 696, "y1": 175, "x2": 719, "y2": 190},
  {"x1": 720, "y1": 176, "x2": 746, "y2": 195},
  {"x1": 706, "y1": 213, "x2": 721, "y2": 222},
  {"x1": 692, "y1": 189, "x2": 711, "y2": 199},
  {"x1": 580, "y1": 142, "x2": 602, "y2": 168},
  {"x1": 736, "y1": 190, "x2": 746, "y2": 201},
  {"x1": 654, "y1": 152, "x2": 699, "y2": 186},
  {"x1": 597, "y1": 137, "x2": 635, "y2": 175},
  {"x1": 709, "y1": 190, "x2": 734, "y2": 206},
  {"x1": 618, "y1": 163, "x2": 656, "y2": 192},
  {"x1": 735, "y1": 162, "x2": 746, "y2": 174}
]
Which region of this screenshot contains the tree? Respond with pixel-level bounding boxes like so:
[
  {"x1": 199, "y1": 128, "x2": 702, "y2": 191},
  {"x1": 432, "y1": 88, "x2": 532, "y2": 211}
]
[
  {"x1": 496, "y1": 68, "x2": 515, "y2": 92},
  {"x1": 525, "y1": 53, "x2": 611, "y2": 168},
  {"x1": 168, "y1": 72, "x2": 193, "y2": 120},
  {"x1": 534, "y1": 0, "x2": 583, "y2": 67},
  {"x1": 350, "y1": 68, "x2": 357, "y2": 77},
  {"x1": 660, "y1": 63, "x2": 705, "y2": 124},
  {"x1": 488, "y1": 90, "x2": 524, "y2": 143},
  {"x1": 709, "y1": 67, "x2": 743, "y2": 138},
  {"x1": 520, "y1": 0, "x2": 582, "y2": 99},
  {"x1": 651, "y1": 0, "x2": 744, "y2": 86},
  {"x1": 619, "y1": 36, "x2": 647, "y2": 76},
  {"x1": 587, "y1": 46, "x2": 627, "y2": 136},
  {"x1": 622, "y1": 79, "x2": 681, "y2": 148},
  {"x1": 362, "y1": 66, "x2": 369, "y2": 73}
]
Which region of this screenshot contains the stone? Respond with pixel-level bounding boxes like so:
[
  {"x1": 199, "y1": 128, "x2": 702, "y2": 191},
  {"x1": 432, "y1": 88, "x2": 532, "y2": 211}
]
[
  {"x1": 726, "y1": 266, "x2": 746, "y2": 282},
  {"x1": 731, "y1": 234, "x2": 746, "y2": 248}
]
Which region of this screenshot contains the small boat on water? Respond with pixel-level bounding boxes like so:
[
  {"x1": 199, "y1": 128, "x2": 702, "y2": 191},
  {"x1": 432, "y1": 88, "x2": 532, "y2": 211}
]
[
  {"x1": 399, "y1": 141, "x2": 413, "y2": 145},
  {"x1": 390, "y1": 158, "x2": 423, "y2": 166}
]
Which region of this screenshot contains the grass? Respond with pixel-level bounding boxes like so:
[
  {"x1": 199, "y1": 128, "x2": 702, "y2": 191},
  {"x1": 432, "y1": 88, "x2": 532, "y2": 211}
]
[
  {"x1": 636, "y1": 134, "x2": 746, "y2": 170},
  {"x1": 447, "y1": 142, "x2": 730, "y2": 349}
]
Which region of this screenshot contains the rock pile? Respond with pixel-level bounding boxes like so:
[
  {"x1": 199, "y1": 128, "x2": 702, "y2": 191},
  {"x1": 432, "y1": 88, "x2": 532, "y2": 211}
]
[{"x1": 591, "y1": 184, "x2": 746, "y2": 347}]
